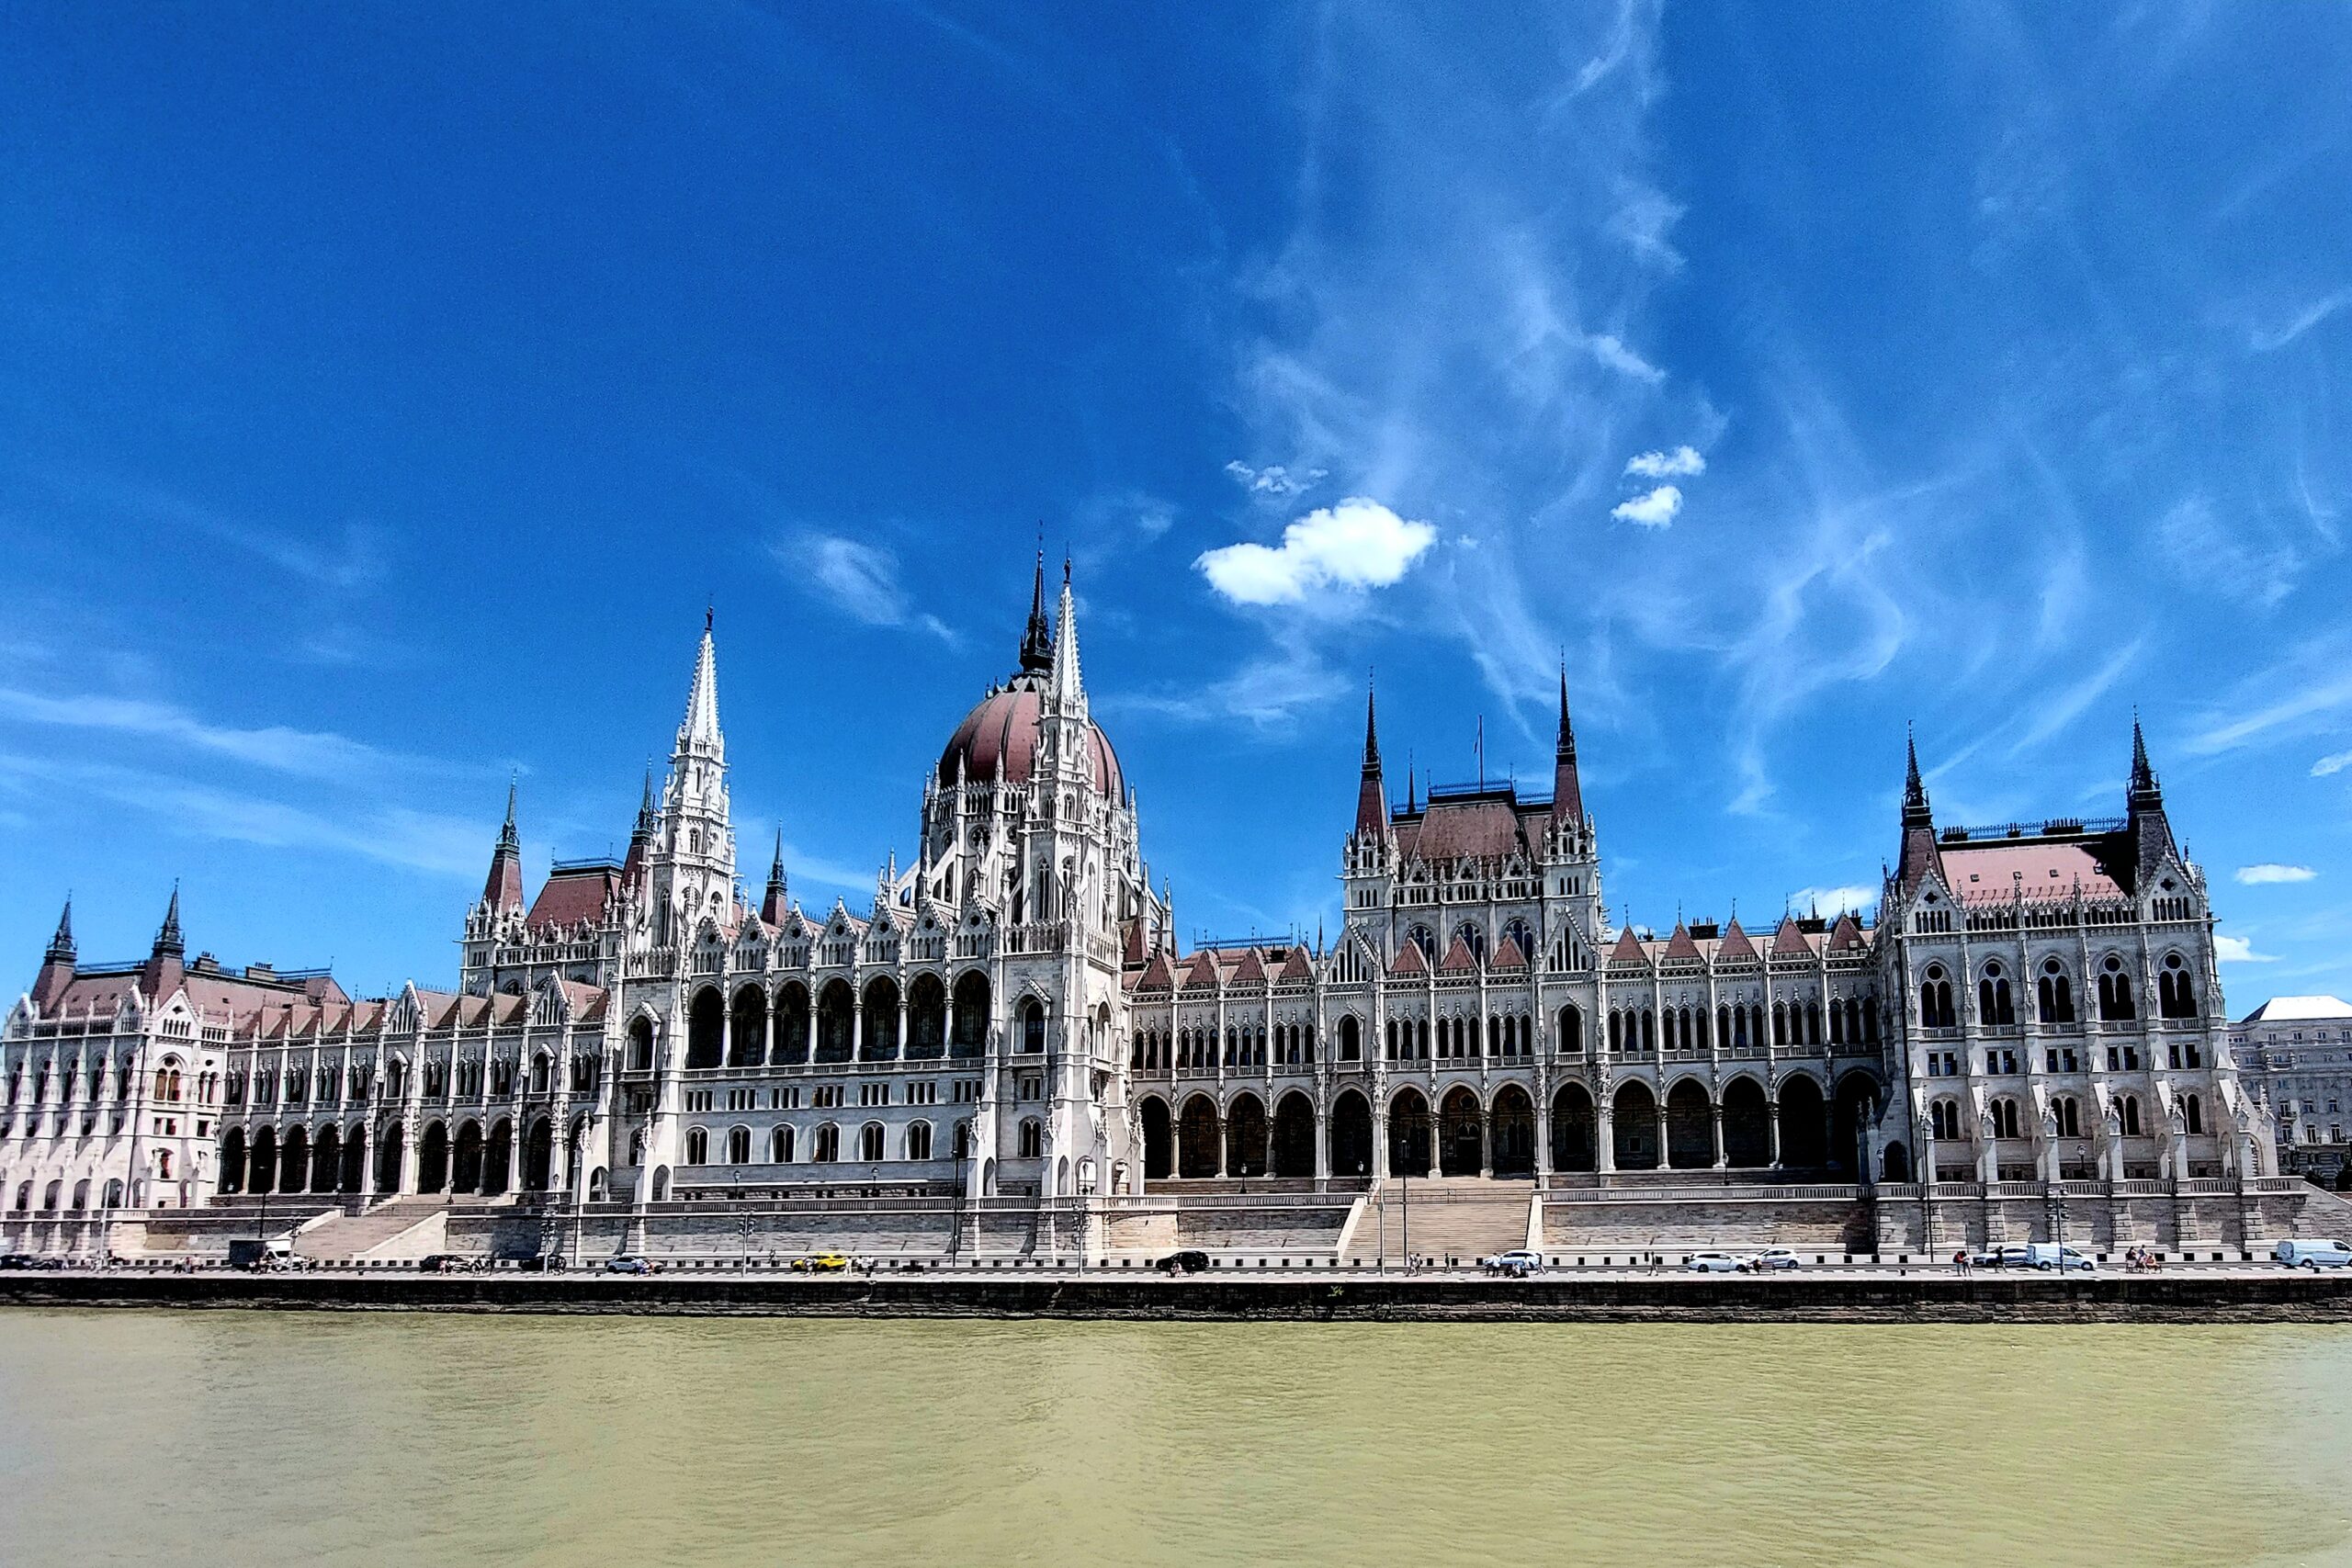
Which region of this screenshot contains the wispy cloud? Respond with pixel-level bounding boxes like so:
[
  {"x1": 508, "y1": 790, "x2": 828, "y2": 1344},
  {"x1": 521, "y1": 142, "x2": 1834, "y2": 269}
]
[
  {"x1": 1195, "y1": 497, "x2": 1435, "y2": 606},
  {"x1": 1223, "y1": 461, "x2": 1325, "y2": 499},
  {"x1": 0, "y1": 687, "x2": 468, "y2": 783},
  {"x1": 2186, "y1": 636, "x2": 2352, "y2": 756},
  {"x1": 49, "y1": 472, "x2": 388, "y2": 592},
  {"x1": 1115, "y1": 632, "x2": 1350, "y2": 728},
  {"x1": 2002, "y1": 638, "x2": 2143, "y2": 757},
  {"x1": 2250, "y1": 288, "x2": 2352, "y2": 353},
  {"x1": 2236, "y1": 863, "x2": 2317, "y2": 885},
  {"x1": 1589, "y1": 333, "x2": 1666, "y2": 384},
  {"x1": 772, "y1": 533, "x2": 954, "y2": 641},
  {"x1": 1792, "y1": 884, "x2": 1877, "y2": 917},
  {"x1": 2215, "y1": 933, "x2": 2279, "y2": 964},
  {"x1": 1625, "y1": 445, "x2": 1704, "y2": 479},
  {"x1": 1610, "y1": 483, "x2": 1681, "y2": 527},
  {"x1": 2313, "y1": 749, "x2": 2352, "y2": 777}
]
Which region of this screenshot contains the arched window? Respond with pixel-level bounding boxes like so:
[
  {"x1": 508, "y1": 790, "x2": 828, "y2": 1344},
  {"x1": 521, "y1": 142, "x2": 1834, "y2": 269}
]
[
  {"x1": 771, "y1": 1125, "x2": 795, "y2": 1163},
  {"x1": 1558, "y1": 1003, "x2": 1584, "y2": 1055},
  {"x1": 628, "y1": 1017, "x2": 655, "y2": 1072},
  {"x1": 1453, "y1": 922, "x2": 1486, "y2": 963},
  {"x1": 725, "y1": 1126, "x2": 752, "y2": 1165},
  {"x1": 2120, "y1": 1094, "x2": 2142, "y2": 1137},
  {"x1": 1977, "y1": 963, "x2": 2015, "y2": 1026},
  {"x1": 684, "y1": 1126, "x2": 709, "y2": 1164},
  {"x1": 813, "y1": 1123, "x2": 841, "y2": 1162},
  {"x1": 1405, "y1": 925, "x2": 1436, "y2": 961},
  {"x1": 2184, "y1": 1093, "x2": 2203, "y2": 1135},
  {"x1": 1930, "y1": 1100, "x2": 1961, "y2": 1140},
  {"x1": 2097, "y1": 956, "x2": 2136, "y2": 1021},
  {"x1": 859, "y1": 1123, "x2": 886, "y2": 1162},
  {"x1": 2157, "y1": 953, "x2": 2199, "y2": 1019},
  {"x1": 2054, "y1": 1096, "x2": 2079, "y2": 1137},
  {"x1": 1339, "y1": 1015, "x2": 1362, "y2": 1061},
  {"x1": 907, "y1": 1121, "x2": 933, "y2": 1161},
  {"x1": 1019, "y1": 998, "x2": 1046, "y2": 1055},
  {"x1": 952, "y1": 1121, "x2": 971, "y2": 1160},
  {"x1": 2038, "y1": 961, "x2": 2075, "y2": 1024},
  {"x1": 1990, "y1": 1098, "x2": 2021, "y2": 1139},
  {"x1": 1018, "y1": 1118, "x2": 1044, "y2": 1158},
  {"x1": 1920, "y1": 966, "x2": 1955, "y2": 1029}
]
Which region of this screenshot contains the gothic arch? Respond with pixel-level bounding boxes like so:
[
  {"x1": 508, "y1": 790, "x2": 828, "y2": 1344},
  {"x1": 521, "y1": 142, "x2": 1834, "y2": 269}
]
[{"x1": 1329, "y1": 1089, "x2": 1374, "y2": 1178}]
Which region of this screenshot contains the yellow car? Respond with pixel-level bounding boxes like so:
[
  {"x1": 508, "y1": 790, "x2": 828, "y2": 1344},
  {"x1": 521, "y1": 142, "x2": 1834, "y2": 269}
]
[{"x1": 791, "y1": 1253, "x2": 852, "y2": 1273}]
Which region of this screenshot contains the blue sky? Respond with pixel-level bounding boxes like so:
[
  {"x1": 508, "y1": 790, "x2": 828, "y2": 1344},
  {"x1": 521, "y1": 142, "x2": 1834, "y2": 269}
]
[{"x1": 4, "y1": 5, "x2": 2350, "y2": 1010}]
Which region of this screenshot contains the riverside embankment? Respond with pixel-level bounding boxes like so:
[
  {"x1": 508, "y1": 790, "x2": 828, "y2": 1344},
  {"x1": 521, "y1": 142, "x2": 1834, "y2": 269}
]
[{"x1": 7, "y1": 1265, "x2": 2351, "y2": 1322}]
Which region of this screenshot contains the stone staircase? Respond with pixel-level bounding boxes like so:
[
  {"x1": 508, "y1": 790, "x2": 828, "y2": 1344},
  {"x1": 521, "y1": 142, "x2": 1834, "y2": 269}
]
[
  {"x1": 297, "y1": 1198, "x2": 450, "y2": 1261},
  {"x1": 2294, "y1": 1180, "x2": 2352, "y2": 1237},
  {"x1": 1342, "y1": 1178, "x2": 1534, "y2": 1264}
]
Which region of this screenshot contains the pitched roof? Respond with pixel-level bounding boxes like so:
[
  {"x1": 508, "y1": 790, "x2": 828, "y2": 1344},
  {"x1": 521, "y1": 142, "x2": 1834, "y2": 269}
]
[
  {"x1": 1489, "y1": 935, "x2": 1527, "y2": 971},
  {"x1": 1715, "y1": 919, "x2": 1758, "y2": 961},
  {"x1": 1136, "y1": 952, "x2": 1176, "y2": 989},
  {"x1": 1770, "y1": 917, "x2": 1815, "y2": 957},
  {"x1": 526, "y1": 864, "x2": 618, "y2": 931},
  {"x1": 1392, "y1": 799, "x2": 1543, "y2": 863},
  {"x1": 1228, "y1": 947, "x2": 1268, "y2": 985},
  {"x1": 1661, "y1": 921, "x2": 1702, "y2": 962},
  {"x1": 1276, "y1": 945, "x2": 1316, "y2": 983},
  {"x1": 1180, "y1": 952, "x2": 1220, "y2": 989},
  {"x1": 1390, "y1": 940, "x2": 1429, "y2": 977},
  {"x1": 1826, "y1": 912, "x2": 1868, "y2": 953},
  {"x1": 1941, "y1": 839, "x2": 2128, "y2": 903},
  {"x1": 2241, "y1": 995, "x2": 2352, "y2": 1023},
  {"x1": 1608, "y1": 928, "x2": 1649, "y2": 967},
  {"x1": 1438, "y1": 934, "x2": 1480, "y2": 974}
]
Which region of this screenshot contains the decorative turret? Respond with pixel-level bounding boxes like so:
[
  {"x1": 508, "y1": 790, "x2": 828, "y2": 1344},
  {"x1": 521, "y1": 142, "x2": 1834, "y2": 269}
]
[
  {"x1": 1018, "y1": 549, "x2": 1053, "y2": 674},
  {"x1": 141, "y1": 883, "x2": 186, "y2": 999},
  {"x1": 29, "y1": 896, "x2": 74, "y2": 1009},
  {"x1": 1894, "y1": 725, "x2": 1943, "y2": 897},
  {"x1": 621, "y1": 764, "x2": 657, "y2": 890},
  {"x1": 1353, "y1": 676, "x2": 1387, "y2": 836},
  {"x1": 1551, "y1": 662, "x2": 1585, "y2": 826},
  {"x1": 760, "y1": 830, "x2": 790, "y2": 926},
  {"x1": 650, "y1": 615, "x2": 736, "y2": 944},
  {"x1": 482, "y1": 779, "x2": 525, "y2": 912},
  {"x1": 2126, "y1": 715, "x2": 2177, "y2": 874}
]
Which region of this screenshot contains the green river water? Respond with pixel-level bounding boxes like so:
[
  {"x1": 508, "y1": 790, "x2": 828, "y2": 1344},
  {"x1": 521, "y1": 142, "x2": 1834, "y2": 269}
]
[{"x1": 1, "y1": 1311, "x2": 2347, "y2": 1566}]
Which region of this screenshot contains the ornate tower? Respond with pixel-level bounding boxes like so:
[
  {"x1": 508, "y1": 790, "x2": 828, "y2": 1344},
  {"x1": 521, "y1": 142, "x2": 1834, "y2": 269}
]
[{"x1": 649, "y1": 615, "x2": 737, "y2": 947}]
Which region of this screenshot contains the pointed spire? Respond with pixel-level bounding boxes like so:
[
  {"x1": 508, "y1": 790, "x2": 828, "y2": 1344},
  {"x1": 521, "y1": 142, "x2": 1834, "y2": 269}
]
[
  {"x1": 636, "y1": 765, "x2": 657, "y2": 831},
  {"x1": 154, "y1": 881, "x2": 184, "y2": 958},
  {"x1": 1901, "y1": 723, "x2": 1932, "y2": 829},
  {"x1": 44, "y1": 896, "x2": 74, "y2": 964},
  {"x1": 678, "y1": 618, "x2": 722, "y2": 753},
  {"x1": 1048, "y1": 558, "x2": 1084, "y2": 706},
  {"x1": 1551, "y1": 659, "x2": 1585, "y2": 823},
  {"x1": 1354, "y1": 672, "x2": 1387, "y2": 835},
  {"x1": 2129, "y1": 711, "x2": 2160, "y2": 804},
  {"x1": 1017, "y1": 544, "x2": 1053, "y2": 673},
  {"x1": 483, "y1": 781, "x2": 526, "y2": 911}
]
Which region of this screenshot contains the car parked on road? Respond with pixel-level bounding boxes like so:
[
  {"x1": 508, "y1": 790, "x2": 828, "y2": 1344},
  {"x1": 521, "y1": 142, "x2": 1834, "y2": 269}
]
[
  {"x1": 0, "y1": 1252, "x2": 43, "y2": 1270},
  {"x1": 1969, "y1": 1245, "x2": 2032, "y2": 1269},
  {"x1": 417, "y1": 1254, "x2": 476, "y2": 1273},
  {"x1": 1479, "y1": 1248, "x2": 1544, "y2": 1276},
  {"x1": 1683, "y1": 1252, "x2": 1743, "y2": 1272},
  {"x1": 2275, "y1": 1238, "x2": 2352, "y2": 1270},
  {"x1": 1741, "y1": 1247, "x2": 1802, "y2": 1272},
  {"x1": 1154, "y1": 1249, "x2": 1211, "y2": 1274},
  {"x1": 513, "y1": 1254, "x2": 568, "y2": 1273},
  {"x1": 604, "y1": 1255, "x2": 654, "y2": 1275},
  {"x1": 2025, "y1": 1244, "x2": 2096, "y2": 1272}
]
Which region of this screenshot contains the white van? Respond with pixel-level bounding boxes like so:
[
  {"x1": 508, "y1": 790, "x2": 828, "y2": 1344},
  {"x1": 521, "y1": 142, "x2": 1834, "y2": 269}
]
[
  {"x1": 2024, "y1": 1243, "x2": 2095, "y2": 1272},
  {"x1": 2274, "y1": 1238, "x2": 2352, "y2": 1270}
]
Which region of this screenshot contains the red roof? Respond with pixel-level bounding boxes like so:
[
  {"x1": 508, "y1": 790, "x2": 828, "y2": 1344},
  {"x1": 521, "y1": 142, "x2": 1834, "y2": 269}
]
[
  {"x1": 937, "y1": 681, "x2": 1124, "y2": 797},
  {"x1": 1136, "y1": 953, "x2": 1175, "y2": 989},
  {"x1": 1661, "y1": 922, "x2": 1702, "y2": 962},
  {"x1": 1490, "y1": 935, "x2": 1527, "y2": 971},
  {"x1": 1770, "y1": 917, "x2": 1815, "y2": 957},
  {"x1": 1941, "y1": 840, "x2": 2126, "y2": 903},
  {"x1": 1394, "y1": 800, "x2": 1543, "y2": 863},
  {"x1": 1276, "y1": 946, "x2": 1315, "y2": 982},
  {"x1": 1608, "y1": 928, "x2": 1649, "y2": 967},
  {"x1": 1716, "y1": 919, "x2": 1758, "y2": 961},
  {"x1": 526, "y1": 866, "x2": 617, "y2": 931},
  {"x1": 1229, "y1": 948, "x2": 1268, "y2": 985},
  {"x1": 1438, "y1": 934, "x2": 1479, "y2": 974},
  {"x1": 1390, "y1": 941, "x2": 1429, "y2": 977},
  {"x1": 1180, "y1": 952, "x2": 1220, "y2": 989},
  {"x1": 1826, "y1": 913, "x2": 1868, "y2": 952}
]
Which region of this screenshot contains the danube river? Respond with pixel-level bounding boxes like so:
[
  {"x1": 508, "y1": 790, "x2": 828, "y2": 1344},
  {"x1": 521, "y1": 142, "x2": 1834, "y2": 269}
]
[{"x1": 3, "y1": 1311, "x2": 2347, "y2": 1566}]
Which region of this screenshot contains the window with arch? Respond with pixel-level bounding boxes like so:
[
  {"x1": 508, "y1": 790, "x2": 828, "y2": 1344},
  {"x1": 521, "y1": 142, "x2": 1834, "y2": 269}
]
[
  {"x1": 1500, "y1": 918, "x2": 1535, "y2": 961},
  {"x1": 2183, "y1": 1093, "x2": 2203, "y2": 1135},
  {"x1": 2118, "y1": 1094, "x2": 2143, "y2": 1137},
  {"x1": 1018, "y1": 998, "x2": 1046, "y2": 1055},
  {"x1": 628, "y1": 1017, "x2": 654, "y2": 1072},
  {"x1": 1452, "y1": 922, "x2": 1486, "y2": 963},
  {"x1": 812, "y1": 1123, "x2": 841, "y2": 1163},
  {"x1": 1018, "y1": 1118, "x2": 1044, "y2": 1158},
  {"x1": 1404, "y1": 925, "x2": 1436, "y2": 962},
  {"x1": 2052, "y1": 1095, "x2": 2080, "y2": 1138},
  {"x1": 2037, "y1": 960, "x2": 2076, "y2": 1024},
  {"x1": 2097, "y1": 955, "x2": 2136, "y2": 1021},
  {"x1": 1919, "y1": 966, "x2": 1956, "y2": 1029},
  {"x1": 725, "y1": 1126, "x2": 752, "y2": 1165},
  {"x1": 859, "y1": 1123, "x2": 886, "y2": 1162},
  {"x1": 907, "y1": 1121, "x2": 933, "y2": 1161},
  {"x1": 684, "y1": 1126, "x2": 709, "y2": 1164},
  {"x1": 1989, "y1": 1098, "x2": 2022, "y2": 1139},
  {"x1": 1929, "y1": 1099, "x2": 1962, "y2": 1140},
  {"x1": 1557, "y1": 1003, "x2": 1584, "y2": 1055},
  {"x1": 771, "y1": 1125, "x2": 795, "y2": 1163},
  {"x1": 1339, "y1": 1015, "x2": 1362, "y2": 1061},
  {"x1": 1977, "y1": 963, "x2": 2015, "y2": 1026},
  {"x1": 2156, "y1": 953, "x2": 2199, "y2": 1020},
  {"x1": 951, "y1": 1120, "x2": 971, "y2": 1161}
]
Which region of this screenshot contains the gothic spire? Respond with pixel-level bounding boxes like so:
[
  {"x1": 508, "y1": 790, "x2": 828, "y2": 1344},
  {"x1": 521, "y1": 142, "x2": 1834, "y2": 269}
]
[
  {"x1": 1551, "y1": 660, "x2": 1585, "y2": 824},
  {"x1": 1901, "y1": 723, "x2": 1932, "y2": 829},
  {"x1": 676, "y1": 616, "x2": 722, "y2": 757},
  {"x1": 1017, "y1": 547, "x2": 1053, "y2": 673},
  {"x1": 1354, "y1": 672, "x2": 1387, "y2": 835},
  {"x1": 1048, "y1": 557, "x2": 1084, "y2": 705},
  {"x1": 635, "y1": 765, "x2": 657, "y2": 833},
  {"x1": 44, "y1": 895, "x2": 74, "y2": 964},
  {"x1": 2129, "y1": 712, "x2": 2160, "y2": 805},
  {"x1": 760, "y1": 829, "x2": 790, "y2": 925},
  {"x1": 483, "y1": 780, "x2": 525, "y2": 911},
  {"x1": 154, "y1": 881, "x2": 184, "y2": 958}
]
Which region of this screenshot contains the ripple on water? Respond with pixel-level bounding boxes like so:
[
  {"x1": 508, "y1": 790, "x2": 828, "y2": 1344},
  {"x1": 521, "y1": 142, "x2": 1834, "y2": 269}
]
[{"x1": 1, "y1": 1312, "x2": 2347, "y2": 1568}]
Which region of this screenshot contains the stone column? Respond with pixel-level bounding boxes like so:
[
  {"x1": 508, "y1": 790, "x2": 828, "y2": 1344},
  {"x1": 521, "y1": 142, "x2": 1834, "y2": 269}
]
[
  {"x1": 1711, "y1": 1103, "x2": 1727, "y2": 1170},
  {"x1": 1655, "y1": 1103, "x2": 1669, "y2": 1172},
  {"x1": 1534, "y1": 1095, "x2": 1554, "y2": 1179},
  {"x1": 1766, "y1": 1101, "x2": 1781, "y2": 1169},
  {"x1": 1373, "y1": 1107, "x2": 1390, "y2": 1179},
  {"x1": 1597, "y1": 1101, "x2": 1616, "y2": 1176}
]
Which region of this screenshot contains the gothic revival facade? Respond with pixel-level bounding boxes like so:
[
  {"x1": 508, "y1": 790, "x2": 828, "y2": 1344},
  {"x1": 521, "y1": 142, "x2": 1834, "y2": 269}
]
[{"x1": 2, "y1": 559, "x2": 2277, "y2": 1256}]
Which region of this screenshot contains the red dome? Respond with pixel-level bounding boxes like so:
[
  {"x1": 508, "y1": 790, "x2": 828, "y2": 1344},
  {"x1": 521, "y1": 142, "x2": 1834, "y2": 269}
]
[{"x1": 938, "y1": 682, "x2": 1124, "y2": 797}]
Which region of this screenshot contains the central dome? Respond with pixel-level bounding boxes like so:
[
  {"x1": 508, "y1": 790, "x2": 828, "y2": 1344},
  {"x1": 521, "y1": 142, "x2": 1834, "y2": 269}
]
[{"x1": 938, "y1": 675, "x2": 1124, "y2": 798}]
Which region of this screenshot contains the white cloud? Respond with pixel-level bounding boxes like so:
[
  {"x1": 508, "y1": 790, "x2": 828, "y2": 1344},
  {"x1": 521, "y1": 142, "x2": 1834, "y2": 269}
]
[
  {"x1": 1589, "y1": 333, "x2": 1666, "y2": 384},
  {"x1": 1611, "y1": 484, "x2": 1682, "y2": 527},
  {"x1": 1195, "y1": 498, "x2": 1437, "y2": 607},
  {"x1": 0, "y1": 687, "x2": 455, "y2": 783},
  {"x1": 2235, "y1": 863, "x2": 2317, "y2": 885},
  {"x1": 2250, "y1": 288, "x2": 2352, "y2": 353},
  {"x1": 1792, "y1": 885, "x2": 1877, "y2": 917},
  {"x1": 2312, "y1": 749, "x2": 2352, "y2": 777},
  {"x1": 773, "y1": 533, "x2": 953, "y2": 641},
  {"x1": 2215, "y1": 933, "x2": 2279, "y2": 964},
  {"x1": 1223, "y1": 461, "x2": 1326, "y2": 498},
  {"x1": 1624, "y1": 445, "x2": 1704, "y2": 479}
]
